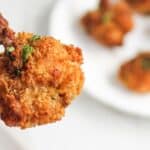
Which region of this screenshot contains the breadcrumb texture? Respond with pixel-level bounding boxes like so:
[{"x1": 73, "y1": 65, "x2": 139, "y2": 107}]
[
  {"x1": 126, "y1": 0, "x2": 150, "y2": 14},
  {"x1": 118, "y1": 52, "x2": 150, "y2": 93},
  {"x1": 0, "y1": 33, "x2": 84, "y2": 128},
  {"x1": 81, "y1": 1, "x2": 133, "y2": 46}
]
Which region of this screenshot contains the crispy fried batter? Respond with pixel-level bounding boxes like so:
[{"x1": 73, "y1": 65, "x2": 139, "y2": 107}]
[
  {"x1": 0, "y1": 14, "x2": 15, "y2": 46},
  {"x1": 126, "y1": 0, "x2": 150, "y2": 14},
  {"x1": 0, "y1": 15, "x2": 84, "y2": 128},
  {"x1": 81, "y1": 0, "x2": 133, "y2": 46},
  {"x1": 118, "y1": 52, "x2": 150, "y2": 92}
]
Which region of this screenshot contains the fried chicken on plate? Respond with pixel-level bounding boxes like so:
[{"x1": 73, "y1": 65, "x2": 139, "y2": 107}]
[
  {"x1": 81, "y1": 0, "x2": 133, "y2": 46},
  {"x1": 0, "y1": 14, "x2": 84, "y2": 128},
  {"x1": 118, "y1": 52, "x2": 150, "y2": 92}
]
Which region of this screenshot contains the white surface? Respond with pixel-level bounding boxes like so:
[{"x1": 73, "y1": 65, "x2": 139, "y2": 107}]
[
  {"x1": 49, "y1": 0, "x2": 150, "y2": 117},
  {"x1": 1, "y1": 0, "x2": 150, "y2": 150},
  {"x1": 0, "y1": 127, "x2": 24, "y2": 150}
]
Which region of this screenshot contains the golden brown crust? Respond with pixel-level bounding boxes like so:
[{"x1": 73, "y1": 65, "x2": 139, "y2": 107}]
[
  {"x1": 81, "y1": 1, "x2": 133, "y2": 47},
  {"x1": 0, "y1": 14, "x2": 15, "y2": 46},
  {"x1": 118, "y1": 52, "x2": 150, "y2": 92},
  {"x1": 126, "y1": 0, "x2": 150, "y2": 14},
  {"x1": 0, "y1": 19, "x2": 84, "y2": 128}
]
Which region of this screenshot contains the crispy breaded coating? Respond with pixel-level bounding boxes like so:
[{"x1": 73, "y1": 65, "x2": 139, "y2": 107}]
[
  {"x1": 126, "y1": 0, "x2": 150, "y2": 14},
  {"x1": 118, "y1": 52, "x2": 150, "y2": 92},
  {"x1": 0, "y1": 15, "x2": 84, "y2": 128},
  {"x1": 81, "y1": 0, "x2": 133, "y2": 46},
  {"x1": 0, "y1": 14, "x2": 15, "y2": 46}
]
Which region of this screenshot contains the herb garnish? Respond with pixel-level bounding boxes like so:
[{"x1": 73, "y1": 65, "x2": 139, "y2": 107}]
[
  {"x1": 22, "y1": 45, "x2": 34, "y2": 63},
  {"x1": 142, "y1": 58, "x2": 150, "y2": 70},
  {"x1": 5, "y1": 46, "x2": 15, "y2": 61},
  {"x1": 14, "y1": 68, "x2": 21, "y2": 76},
  {"x1": 6, "y1": 46, "x2": 15, "y2": 52},
  {"x1": 101, "y1": 12, "x2": 112, "y2": 24},
  {"x1": 30, "y1": 35, "x2": 41, "y2": 42}
]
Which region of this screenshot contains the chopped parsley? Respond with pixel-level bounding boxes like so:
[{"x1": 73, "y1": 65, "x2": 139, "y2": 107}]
[
  {"x1": 101, "y1": 12, "x2": 112, "y2": 24},
  {"x1": 30, "y1": 35, "x2": 41, "y2": 42},
  {"x1": 142, "y1": 58, "x2": 150, "y2": 70},
  {"x1": 22, "y1": 45, "x2": 34, "y2": 63},
  {"x1": 14, "y1": 68, "x2": 21, "y2": 76},
  {"x1": 5, "y1": 46, "x2": 15, "y2": 61},
  {"x1": 6, "y1": 46, "x2": 15, "y2": 52}
]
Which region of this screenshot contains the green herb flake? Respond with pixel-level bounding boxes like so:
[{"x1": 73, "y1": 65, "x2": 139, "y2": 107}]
[
  {"x1": 14, "y1": 68, "x2": 21, "y2": 76},
  {"x1": 142, "y1": 58, "x2": 150, "y2": 70},
  {"x1": 6, "y1": 46, "x2": 15, "y2": 52},
  {"x1": 5, "y1": 46, "x2": 15, "y2": 61},
  {"x1": 101, "y1": 12, "x2": 112, "y2": 24},
  {"x1": 22, "y1": 45, "x2": 34, "y2": 63},
  {"x1": 30, "y1": 35, "x2": 41, "y2": 42}
]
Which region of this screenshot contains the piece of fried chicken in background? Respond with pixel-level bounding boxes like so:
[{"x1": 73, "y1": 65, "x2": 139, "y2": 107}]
[
  {"x1": 81, "y1": 0, "x2": 133, "y2": 47},
  {"x1": 0, "y1": 14, "x2": 84, "y2": 129},
  {"x1": 118, "y1": 52, "x2": 150, "y2": 93}
]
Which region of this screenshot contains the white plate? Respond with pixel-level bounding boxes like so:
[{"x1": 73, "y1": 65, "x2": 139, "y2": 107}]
[{"x1": 48, "y1": 0, "x2": 150, "y2": 117}]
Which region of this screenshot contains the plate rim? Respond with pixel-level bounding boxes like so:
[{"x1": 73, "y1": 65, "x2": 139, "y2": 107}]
[{"x1": 48, "y1": 0, "x2": 150, "y2": 118}]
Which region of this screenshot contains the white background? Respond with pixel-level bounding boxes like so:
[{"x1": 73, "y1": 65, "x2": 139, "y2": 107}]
[{"x1": 1, "y1": 0, "x2": 150, "y2": 150}]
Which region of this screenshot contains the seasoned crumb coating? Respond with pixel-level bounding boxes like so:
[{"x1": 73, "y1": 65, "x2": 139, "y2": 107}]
[
  {"x1": 118, "y1": 52, "x2": 150, "y2": 92},
  {"x1": 0, "y1": 15, "x2": 84, "y2": 128},
  {"x1": 81, "y1": 0, "x2": 133, "y2": 47}
]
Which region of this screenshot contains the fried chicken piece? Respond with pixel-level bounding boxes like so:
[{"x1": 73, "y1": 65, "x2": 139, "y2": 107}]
[
  {"x1": 118, "y1": 52, "x2": 150, "y2": 92},
  {"x1": 126, "y1": 0, "x2": 150, "y2": 14},
  {"x1": 0, "y1": 14, "x2": 84, "y2": 128},
  {"x1": 81, "y1": 0, "x2": 133, "y2": 47},
  {"x1": 0, "y1": 14, "x2": 15, "y2": 46},
  {"x1": 92, "y1": 22, "x2": 124, "y2": 46}
]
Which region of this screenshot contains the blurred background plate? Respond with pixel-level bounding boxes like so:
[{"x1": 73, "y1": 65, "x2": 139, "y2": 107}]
[{"x1": 48, "y1": 0, "x2": 150, "y2": 117}]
